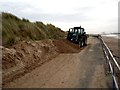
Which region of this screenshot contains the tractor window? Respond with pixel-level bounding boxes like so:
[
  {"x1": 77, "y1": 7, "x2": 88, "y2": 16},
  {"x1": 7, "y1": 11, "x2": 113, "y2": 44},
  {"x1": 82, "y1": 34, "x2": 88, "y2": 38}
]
[
  {"x1": 74, "y1": 29, "x2": 80, "y2": 34},
  {"x1": 81, "y1": 29, "x2": 84, "y2": 34},
  {"x1": 78, "y1": 29, "x2": 81, "y2": 33},
  {"x1": 69, "y1": 29, "x2": 73, "y2": 33},
  {"x1": 75, "y1": 29, "x2": 78, "y2": 33}
]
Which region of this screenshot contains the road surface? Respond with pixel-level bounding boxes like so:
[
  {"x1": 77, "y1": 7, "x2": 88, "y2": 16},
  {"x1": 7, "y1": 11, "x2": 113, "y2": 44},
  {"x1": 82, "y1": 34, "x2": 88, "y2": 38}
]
[{"x1": 4, "y1": 37, "x2": 112, "y2": 88}]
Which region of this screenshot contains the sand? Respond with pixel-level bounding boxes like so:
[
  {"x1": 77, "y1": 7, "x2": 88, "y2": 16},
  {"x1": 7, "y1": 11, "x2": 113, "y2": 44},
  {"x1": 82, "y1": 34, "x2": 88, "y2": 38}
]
[
  {"x1": 102, "y1": 36, "x2": 120, "y2": 87},
  {"x1": 102, "y1": 36, "x2": 119, "y2": 66},
  {"x1": 2, "y1": 39, "x2": 83, "y2": 86}
]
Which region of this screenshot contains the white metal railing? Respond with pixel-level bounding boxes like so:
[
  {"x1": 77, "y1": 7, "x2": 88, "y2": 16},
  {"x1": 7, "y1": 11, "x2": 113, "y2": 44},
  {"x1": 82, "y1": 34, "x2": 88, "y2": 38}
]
[{"x1": 98, "y1": 35, "x2": 120, "y2": 89}]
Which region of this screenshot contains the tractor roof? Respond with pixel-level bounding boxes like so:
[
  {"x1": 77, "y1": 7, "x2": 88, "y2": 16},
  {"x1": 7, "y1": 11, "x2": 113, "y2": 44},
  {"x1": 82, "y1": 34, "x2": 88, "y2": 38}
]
[
  {"x1": 69, "y1": 26, "x2": 84, "y2": 30},
  {"x1": 74, "y1": 26, "x2": 83, "y2": 28}
]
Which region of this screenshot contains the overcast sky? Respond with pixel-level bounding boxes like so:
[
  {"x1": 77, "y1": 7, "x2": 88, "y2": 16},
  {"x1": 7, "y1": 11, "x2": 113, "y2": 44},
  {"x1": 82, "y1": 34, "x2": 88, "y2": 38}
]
[{"x1": 0, "y1": 0, "x2": 119, "y2": 34}]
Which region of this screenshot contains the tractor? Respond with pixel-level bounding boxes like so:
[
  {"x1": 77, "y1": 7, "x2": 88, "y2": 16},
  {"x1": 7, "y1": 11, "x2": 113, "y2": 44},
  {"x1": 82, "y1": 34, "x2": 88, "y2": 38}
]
[{"x1": 67, "y1": 26, "x2": 87, "y2": 47}]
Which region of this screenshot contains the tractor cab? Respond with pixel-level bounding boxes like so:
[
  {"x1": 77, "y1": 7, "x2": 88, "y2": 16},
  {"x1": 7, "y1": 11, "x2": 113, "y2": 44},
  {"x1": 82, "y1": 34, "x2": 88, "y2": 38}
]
[
  {"x1": 67, "y1": 26, "x2": 87, "y2": 47},
  {"x1": 67, "y1": 26, "x2": 86, "y2": 41}
]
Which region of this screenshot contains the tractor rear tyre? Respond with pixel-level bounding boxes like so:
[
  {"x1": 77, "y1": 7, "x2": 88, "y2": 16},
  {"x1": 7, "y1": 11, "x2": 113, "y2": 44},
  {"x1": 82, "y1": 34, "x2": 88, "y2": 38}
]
[{"x1": 79, "y1": 40, "x2": 83, "y2": 47}]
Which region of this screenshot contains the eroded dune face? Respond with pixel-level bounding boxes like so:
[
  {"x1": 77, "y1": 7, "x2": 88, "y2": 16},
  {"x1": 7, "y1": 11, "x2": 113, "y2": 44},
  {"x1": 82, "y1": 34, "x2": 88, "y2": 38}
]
[
  {"x1": 2, "y1": 39, "x2": 82, "y2": 85},
  {"x1": 2, "y1": 39, "x2": 57, "y2": 84}
]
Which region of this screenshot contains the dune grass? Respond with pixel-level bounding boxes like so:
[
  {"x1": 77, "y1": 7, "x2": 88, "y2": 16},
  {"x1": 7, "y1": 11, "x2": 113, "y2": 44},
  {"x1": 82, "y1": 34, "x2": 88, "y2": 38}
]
[{"x1": 2, "y1": 12, "x2": 65, "y2": 47}]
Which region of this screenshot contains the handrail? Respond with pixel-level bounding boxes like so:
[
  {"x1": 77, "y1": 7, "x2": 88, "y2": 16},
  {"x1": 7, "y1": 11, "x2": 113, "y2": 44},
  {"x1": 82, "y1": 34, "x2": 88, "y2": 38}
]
[
  {"x1": 100, "y1": 36, "x2": 120, "y2": 71},
  {"x1": 98, "y1": 35, "x2": 120, "y2": 89},
  {"x1": 104, "y1": 46, "x2": 119, "y2": 89}
]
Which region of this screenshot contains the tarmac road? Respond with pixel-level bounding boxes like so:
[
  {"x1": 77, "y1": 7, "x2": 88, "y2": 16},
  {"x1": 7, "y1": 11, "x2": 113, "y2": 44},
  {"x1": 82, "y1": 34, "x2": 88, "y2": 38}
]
[{"x1": 4, "y1": 37, "x2": 112, "y2": 88}]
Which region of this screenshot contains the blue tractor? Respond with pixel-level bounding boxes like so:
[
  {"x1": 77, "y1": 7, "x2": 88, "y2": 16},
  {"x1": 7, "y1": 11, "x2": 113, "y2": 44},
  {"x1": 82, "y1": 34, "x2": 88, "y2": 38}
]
[{"x1": 67, "y1": 26, "x2": 87, "y2": 47}]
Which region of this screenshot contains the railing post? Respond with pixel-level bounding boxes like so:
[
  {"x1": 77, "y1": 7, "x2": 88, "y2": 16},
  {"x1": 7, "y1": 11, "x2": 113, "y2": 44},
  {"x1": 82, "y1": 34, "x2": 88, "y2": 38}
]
[{"x1": 112, "y1": 63, "x2": 115, "y2": 90}]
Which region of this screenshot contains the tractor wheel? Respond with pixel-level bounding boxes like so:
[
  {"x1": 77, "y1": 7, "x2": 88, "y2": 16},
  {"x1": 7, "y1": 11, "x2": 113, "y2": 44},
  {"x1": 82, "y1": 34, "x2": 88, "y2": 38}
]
[
  {"x1": 78, "y1": 41, "x2": 80, "y2": 47},
  {"x1": 84, "y1": 39, "x2": 87, "y2": 46},
  {"x1": 81, "y1": 41, "x2": 84, "y2": 47},
  {"x1": 82, "y1": 37, "x2": 87, "y2": 46},
  {"x1": 79, "y1": 40, "x2": 83, "y2": 47}
]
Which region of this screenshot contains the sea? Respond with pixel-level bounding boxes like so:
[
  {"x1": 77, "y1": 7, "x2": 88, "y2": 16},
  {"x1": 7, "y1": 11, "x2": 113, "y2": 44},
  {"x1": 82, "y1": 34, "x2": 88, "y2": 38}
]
[{"x1": 102, "y1": 34, "x2": 120, "y2": 39}]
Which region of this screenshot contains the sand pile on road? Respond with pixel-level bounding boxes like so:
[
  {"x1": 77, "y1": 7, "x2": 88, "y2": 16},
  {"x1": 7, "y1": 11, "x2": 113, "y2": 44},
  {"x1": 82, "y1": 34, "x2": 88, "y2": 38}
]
[
  {"x1": 2, "y1": 39, "x2": 82, "y2": 85},
  {"x1": 3, "y1": 40, "x2": 57, "y2": 70},
  {"x1": 2, "y1": 39, "x2": 58, "y2": 84},
  {"x1": 52, "y1": 39, "x2": 82, "y2": 53}
]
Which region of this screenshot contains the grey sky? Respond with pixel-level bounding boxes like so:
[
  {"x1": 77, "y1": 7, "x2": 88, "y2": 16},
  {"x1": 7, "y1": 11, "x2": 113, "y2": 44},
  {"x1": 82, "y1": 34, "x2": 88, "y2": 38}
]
[{"x1": 0, "y1": 0, "x2": 118, "y2": 34}]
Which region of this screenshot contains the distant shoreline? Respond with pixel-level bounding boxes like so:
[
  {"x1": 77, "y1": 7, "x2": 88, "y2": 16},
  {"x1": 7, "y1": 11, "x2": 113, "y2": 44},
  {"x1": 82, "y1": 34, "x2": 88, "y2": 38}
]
[{"x1": 101, "y1": 34, "x2": 120, "y2": 39}]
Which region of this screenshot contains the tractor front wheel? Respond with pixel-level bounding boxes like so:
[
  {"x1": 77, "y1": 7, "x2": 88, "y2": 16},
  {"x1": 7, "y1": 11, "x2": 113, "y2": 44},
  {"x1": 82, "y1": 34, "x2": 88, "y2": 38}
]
[{"x1": 79, "y1": 40, "x2": 83, "y2": 47}]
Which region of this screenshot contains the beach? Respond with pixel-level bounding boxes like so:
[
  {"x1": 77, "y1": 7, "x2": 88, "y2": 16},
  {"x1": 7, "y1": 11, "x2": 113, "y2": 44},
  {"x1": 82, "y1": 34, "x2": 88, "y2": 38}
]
[
  {"x1": 102, "y1": 36, "x2": 120, "y2": 87},
  {"x1": 102, "y1": 36, "x2": 119, "y2": 59}
]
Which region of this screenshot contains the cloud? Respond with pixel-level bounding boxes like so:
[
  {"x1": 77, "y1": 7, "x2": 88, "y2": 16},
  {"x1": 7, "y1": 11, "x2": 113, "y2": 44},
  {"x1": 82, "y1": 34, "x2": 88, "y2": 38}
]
[
  {"x1": 22, "y1": 11, "x2": 92, "y2": 23},
  {"x1": 0, "y1": 0, "x2": 118, "y2": 33}
]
